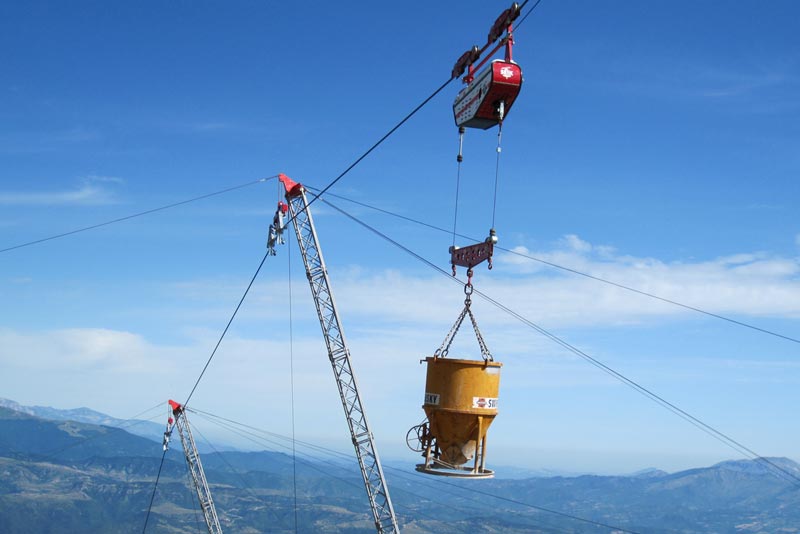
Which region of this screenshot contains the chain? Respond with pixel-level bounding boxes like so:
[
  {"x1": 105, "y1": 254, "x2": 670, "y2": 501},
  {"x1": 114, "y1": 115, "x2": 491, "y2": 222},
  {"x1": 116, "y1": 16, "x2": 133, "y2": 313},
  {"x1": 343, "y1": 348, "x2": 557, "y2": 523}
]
[
  {"x1": 434, "y1": 301, "x2": 469, "y2": 359},
  {"x1": 434, "y1": 274, "x2": 493, "y2": 362},
  {"x1": 466, "y1": 305, "x2": 493, "y2": 361}
]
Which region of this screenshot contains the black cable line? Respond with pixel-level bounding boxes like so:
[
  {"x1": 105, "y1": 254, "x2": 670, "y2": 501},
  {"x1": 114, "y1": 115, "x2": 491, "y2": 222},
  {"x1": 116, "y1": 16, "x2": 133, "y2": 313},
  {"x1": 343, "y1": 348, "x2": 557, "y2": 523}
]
[
  {"x1": 318, "y1": 196, "x2": 800, "y2": 489},
  {"x1": 142, "y1": 448, "x2": 168, "y2": 534},
  {"x1": 189, "y1": 423, "x2": 289, "y2": 528},
  {"x1": 180, "y1": 447, "x2": 204, "y2": 534},
  {"x1": 142, "y1": 253, "x2": 271, "y2": 528},
  {"x1": 182, "y1": 251, "x2": 271, "y2": 408},
  {"x1": 187, "y1": 413, "x2": 414, "y2": 525},
  {"x1": 491, "y1": 123, "x2": 502, "y2": 229},
  {"x1": 305, "y1": 186, "x2": 800, "y2": 346},
  {"x1": 288, "y1": 232, "x2": 300, "y2": 534},
  {"x1": 0, "y1": 177, "x2": 275, "y2": 255},
  {"x1": 515, "y1": 0, "x2": 545, "y2": 31},
  {"x1": 452, "y1": 134, "x2": 463, "y2": 248},
  {"x1": 190, "y1": 409, "x2": 572, "y2": 533},
  {"x1": 473, "y1": 286, "x2": 800, "y2": 488},
  {"x1": 498, "y1": 249, "x2": 800, "y2": 345},
  {"x1": 189, "y1": 407, "x2": 633, "y2": 533},
  {"x1": 168, "y1": 70, "x2": 458, "y2": 494},
  {"x1": 283, "y1": 76, "x2": 455, "y2": 228},
  {"x1": 29, "y1": 402, "x2": 165, "y2": 462},
  {"x1": 431, "y1": 475, "x2": 640, "y2": 534}
]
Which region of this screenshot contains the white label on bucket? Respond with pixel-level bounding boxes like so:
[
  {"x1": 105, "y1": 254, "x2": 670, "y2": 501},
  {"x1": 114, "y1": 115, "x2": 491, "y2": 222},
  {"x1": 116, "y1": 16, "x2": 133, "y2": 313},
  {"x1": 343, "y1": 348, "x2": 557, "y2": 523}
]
[
  {"x1": 424, "y1": 393, "x2": 440, "y2": 405},
  {"x1": 472, "y1": 397, "x2": 498, "y2": 409}
]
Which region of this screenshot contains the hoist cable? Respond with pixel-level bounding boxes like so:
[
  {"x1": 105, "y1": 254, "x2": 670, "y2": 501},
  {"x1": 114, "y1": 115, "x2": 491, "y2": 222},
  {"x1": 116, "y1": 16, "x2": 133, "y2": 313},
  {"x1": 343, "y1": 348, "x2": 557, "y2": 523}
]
[
  {"x1": 182, "y1": 251, "x2": 271, "y2": 408},
  {"x1": 306, "y1": 187, "x2": 800, "y2": 346},
  {"x1": 452, "y1": 129, "x2": 465, "y2": 247},
  {"x1": 0, "y1": 177, "x2": 275, "y2": 255},
  {"x1": 141, "y1": 448, "x2": 168, "y2": 533},
  {"x1": 492, "y1": 123, "x2": 503, "y2": 229},
  {"x1": 318, "y1": 197, "x2": 800, "y2": 489}
]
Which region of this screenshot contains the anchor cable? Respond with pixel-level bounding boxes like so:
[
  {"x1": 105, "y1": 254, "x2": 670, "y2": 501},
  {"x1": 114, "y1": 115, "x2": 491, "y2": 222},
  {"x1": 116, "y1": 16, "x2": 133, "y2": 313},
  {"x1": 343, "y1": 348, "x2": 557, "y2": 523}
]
[
  {"x1": 141, "y1": 449, "x2": 168, "y2": 533},
  {"x1": 190, "y1": 407, "x2": 639, "y2": 533},
  {"x1": 182, "y1": 251, "x2": 271, "y2": 408},
  {"x1": 0, "y1": 177, "x2": 276, "y2": 254}
]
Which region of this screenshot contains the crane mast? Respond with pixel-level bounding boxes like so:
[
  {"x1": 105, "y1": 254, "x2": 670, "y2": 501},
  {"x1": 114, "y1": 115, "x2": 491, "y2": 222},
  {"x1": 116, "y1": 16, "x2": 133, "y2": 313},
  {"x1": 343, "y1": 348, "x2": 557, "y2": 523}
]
[
  {"x1": 164, "y1": 400, "x2": 223, "y2": 534},
  {"x1": 277, "y1": 174, "x2": 399, "y2": 534}
]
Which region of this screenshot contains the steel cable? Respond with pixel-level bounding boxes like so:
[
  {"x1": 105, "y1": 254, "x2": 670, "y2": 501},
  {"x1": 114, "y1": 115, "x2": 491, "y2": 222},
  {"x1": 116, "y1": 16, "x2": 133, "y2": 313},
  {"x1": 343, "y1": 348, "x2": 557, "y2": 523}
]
[
  {"x1": 0, "y1": 177, "x2": 275, "y2": 254},
  {"x1": 305, "y1": 187, "x2": 800, "y2": 346},
  {"x1": 318, "y1": 196, "x2": 800, "y2": 489}
]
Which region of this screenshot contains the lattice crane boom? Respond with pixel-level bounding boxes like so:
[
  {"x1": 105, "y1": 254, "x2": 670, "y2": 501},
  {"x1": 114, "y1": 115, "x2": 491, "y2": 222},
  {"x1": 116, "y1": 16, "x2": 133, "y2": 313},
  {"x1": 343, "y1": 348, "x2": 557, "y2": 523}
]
[
  {"x1": 277, "y1": 174, "x2": 400, "y2": 534},
  {"x1": 165, "y1": 400, "x2": 224, "y2": 534}
]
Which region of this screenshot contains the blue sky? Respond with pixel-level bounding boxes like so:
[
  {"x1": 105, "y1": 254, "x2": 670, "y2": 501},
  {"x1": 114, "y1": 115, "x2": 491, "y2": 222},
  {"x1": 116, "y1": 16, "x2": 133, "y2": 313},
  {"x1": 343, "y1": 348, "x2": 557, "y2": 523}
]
[{"x1": 1, "y1": 1, "x2": 799, "y2": 475}]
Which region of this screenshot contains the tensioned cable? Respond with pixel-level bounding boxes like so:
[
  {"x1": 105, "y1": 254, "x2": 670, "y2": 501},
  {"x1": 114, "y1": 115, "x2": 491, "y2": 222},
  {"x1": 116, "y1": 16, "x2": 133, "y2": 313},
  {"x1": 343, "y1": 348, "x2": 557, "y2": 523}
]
[
  {"x1": 305, "y1": 186, "x2": 800, "y2": 346},
  {"x1": 180, "y1": 449, "x2": 204, "y2": 534},
  {"x1": 0, "y1": 177, "x2": 275, "y2": 255},
  {"x1": 189, "y1": 423, "x2": 289, "y2": 527},
  {"x1": 319, "y1": 196, "x2": 800, "y2": 488},
  {"x1": 189, "y1": 407, "x2": 637, "y2": 534},
  {"x1": 139, "y1": 233, "x2": 262, "y2": 532},
  {"x1": 516, "y1": 0, "x2": 545, "y2": 31},
  {"x1": 452, "y1": 130, "x2": 464, "y2": 248},
  {"x1": 142, "y1": 449, "x2": 168, "y2": 533},
  {"x1": 155, "y1": 52, "x2": 457, "y2": 534},
  {"x1": 288, "y1": 232, "x2": 299, "y2": 534},
  {"x1": 491, "y1": 124, "x2": 502, "y2": 229},
  {"x1": 180, "y1": 74, "x2": 458, "y2": 409},
  {"x1": 187, "y1": 411, "x2": 476, "y2": 530},
  {"x1": 31, "y1": 401, "x2": 165, "y2": 461},
  {"x1": 190, "y1": 410, "x2": 578, "y2": 533},
  {"x1": 307, "y1": 1, "x2": 537, "y2": 213},
  {"x1": 182, "y1": 251, "x2": 271, "y2": 408},
  {"x1": 284, "y1": 77, "x2": 455, "y2": 229}
]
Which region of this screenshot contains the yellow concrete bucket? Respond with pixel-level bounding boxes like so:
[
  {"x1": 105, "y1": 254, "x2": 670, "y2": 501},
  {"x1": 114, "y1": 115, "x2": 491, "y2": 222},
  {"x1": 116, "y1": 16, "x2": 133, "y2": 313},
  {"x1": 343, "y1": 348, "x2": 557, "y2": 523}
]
[{"x1": 416, "y1": 356, "x2": 502, "y2": 478}]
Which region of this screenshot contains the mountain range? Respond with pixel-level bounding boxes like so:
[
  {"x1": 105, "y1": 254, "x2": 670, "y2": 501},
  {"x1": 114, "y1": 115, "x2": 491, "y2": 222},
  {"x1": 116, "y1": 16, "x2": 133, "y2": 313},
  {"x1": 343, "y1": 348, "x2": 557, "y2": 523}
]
[{"x1": 1, "y1": 400, "x2": 798, "y2": 533}]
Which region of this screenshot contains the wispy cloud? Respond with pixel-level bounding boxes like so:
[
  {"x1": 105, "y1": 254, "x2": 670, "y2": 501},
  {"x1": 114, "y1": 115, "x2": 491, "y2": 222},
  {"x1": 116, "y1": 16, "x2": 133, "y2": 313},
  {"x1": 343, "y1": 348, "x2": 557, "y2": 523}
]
[
  {"x1": 0, "y1": 127, "x2": 102, "y2": 155},
  {"x1": 319, "y1": 235, "x2": 800, "y2": 329},
  {"x1": 0, "y1": 176, "x2": 123, "y2": 206},
  {"x1": 587, "y1": 54, "x2": 800, "y2": 113}
]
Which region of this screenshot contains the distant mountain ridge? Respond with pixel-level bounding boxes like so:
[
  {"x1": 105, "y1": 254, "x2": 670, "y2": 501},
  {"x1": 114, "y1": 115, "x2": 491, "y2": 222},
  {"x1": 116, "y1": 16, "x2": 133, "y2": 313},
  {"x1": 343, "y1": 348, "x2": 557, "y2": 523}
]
[
  {"x1": 1, "y1": 400, "x2": 799, "y2": 533},
  {"x1": 0, "y1": 397, "x2": 165, "y2": 443}
]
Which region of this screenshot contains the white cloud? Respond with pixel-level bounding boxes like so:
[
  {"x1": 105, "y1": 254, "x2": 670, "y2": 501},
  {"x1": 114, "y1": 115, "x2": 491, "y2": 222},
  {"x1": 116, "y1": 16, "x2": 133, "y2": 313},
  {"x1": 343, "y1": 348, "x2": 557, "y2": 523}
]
[
  {"x1": 0, "y1": 328, "x2": 164, "y2": 372},
  {"x1": 320, "y1": 235, "x2": 800, "y2": 329},
  {"x1": 562, "y1": 234, "x2": 592, "y2": 253},
  {"x1": 0, "y1": 176, "x2": 123, "y2": 206}
]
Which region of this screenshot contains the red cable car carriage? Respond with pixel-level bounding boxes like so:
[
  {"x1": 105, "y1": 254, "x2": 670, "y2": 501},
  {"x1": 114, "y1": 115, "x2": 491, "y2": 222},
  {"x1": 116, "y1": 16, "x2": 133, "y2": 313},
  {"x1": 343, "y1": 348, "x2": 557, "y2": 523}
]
[{"x1": 452, "y1": 3, "x2": 523, "y2": 130}]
